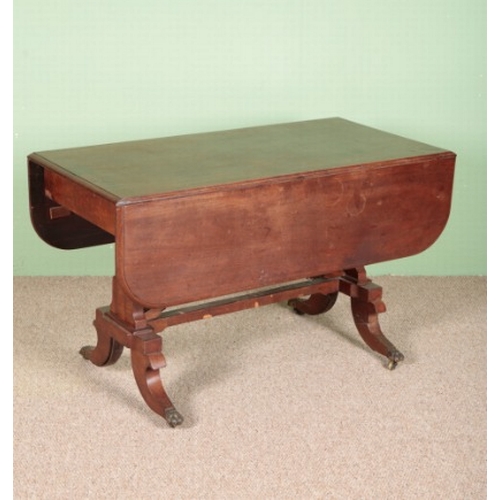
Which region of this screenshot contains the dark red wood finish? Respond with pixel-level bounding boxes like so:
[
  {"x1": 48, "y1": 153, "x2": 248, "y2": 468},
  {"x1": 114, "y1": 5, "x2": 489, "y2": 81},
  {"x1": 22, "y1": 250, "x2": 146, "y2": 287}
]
[{"x1": 28, "y1": 118, "x2": 456, "y2": 426}]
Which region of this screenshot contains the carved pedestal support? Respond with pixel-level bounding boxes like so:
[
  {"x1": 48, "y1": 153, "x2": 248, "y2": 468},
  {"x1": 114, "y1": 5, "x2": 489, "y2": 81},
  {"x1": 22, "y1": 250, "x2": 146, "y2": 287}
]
[
  {"x1": 130, "y1": 330, "x2": 184, "y2": 427},
  {"x1": 79, "y1": 279, "x2": 183, "y2": 427},
  {"x1": 80, "y1": 268, "x2": 403, "y2": 426},
  {"x1": 289, "y1": 268, "x2": 404, "y2": 369},
  {"x1": 288, "y1": 292, "x2": 338, "y2": 316},
  {"x1": 339, "y1": 268, "x2": 404, "y2": 369}
]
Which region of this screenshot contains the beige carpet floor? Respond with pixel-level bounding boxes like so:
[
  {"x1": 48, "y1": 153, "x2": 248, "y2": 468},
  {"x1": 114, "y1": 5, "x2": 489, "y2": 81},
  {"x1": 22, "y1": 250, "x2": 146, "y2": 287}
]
[{"x1": 13, "y1": 276, "x2": 486, "y2": 499}]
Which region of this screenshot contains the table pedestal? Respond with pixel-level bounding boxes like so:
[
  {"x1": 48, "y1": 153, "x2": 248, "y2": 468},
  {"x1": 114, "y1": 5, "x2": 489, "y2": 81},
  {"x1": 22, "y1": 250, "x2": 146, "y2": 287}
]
[{"x1": 80, "y1": 266, "x2": 402, "y2": 427}]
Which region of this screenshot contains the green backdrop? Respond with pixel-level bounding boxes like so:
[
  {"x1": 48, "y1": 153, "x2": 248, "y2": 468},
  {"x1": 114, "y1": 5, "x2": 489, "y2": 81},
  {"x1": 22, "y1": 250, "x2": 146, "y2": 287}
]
[{"x1": 13, "y1": 0, "x2": 486, "y2": 276}]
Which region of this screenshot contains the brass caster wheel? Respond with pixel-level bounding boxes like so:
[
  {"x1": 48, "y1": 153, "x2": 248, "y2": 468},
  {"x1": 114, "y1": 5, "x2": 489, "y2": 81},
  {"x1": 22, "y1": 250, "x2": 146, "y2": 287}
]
[{"x1": 165, "y1": 407, "x2": 184, "y2": 427}]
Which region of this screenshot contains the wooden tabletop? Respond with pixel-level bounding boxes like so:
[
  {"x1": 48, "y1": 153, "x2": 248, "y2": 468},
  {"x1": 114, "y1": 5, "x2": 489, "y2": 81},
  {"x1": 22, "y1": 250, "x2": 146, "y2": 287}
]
[{"x1": 32, "y1": 118, "x2": 448, "y2": 199}]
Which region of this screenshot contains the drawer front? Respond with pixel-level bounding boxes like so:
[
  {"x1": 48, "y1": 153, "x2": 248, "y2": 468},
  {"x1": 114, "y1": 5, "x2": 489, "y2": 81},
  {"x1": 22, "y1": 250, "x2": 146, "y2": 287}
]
[{"x1": 116, "y1": 157, "x2": 454, "y2": 308}]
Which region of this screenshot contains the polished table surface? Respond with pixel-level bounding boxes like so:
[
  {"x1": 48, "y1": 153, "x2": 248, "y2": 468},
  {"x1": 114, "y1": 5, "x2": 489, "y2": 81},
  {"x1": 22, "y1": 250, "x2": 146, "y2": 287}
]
[
  {"x1": 28, "y1": 118, "x2": 456, "y2": 426},
  {"x1": 31, "y1": 118, "x2": 448, "y2": 198}
]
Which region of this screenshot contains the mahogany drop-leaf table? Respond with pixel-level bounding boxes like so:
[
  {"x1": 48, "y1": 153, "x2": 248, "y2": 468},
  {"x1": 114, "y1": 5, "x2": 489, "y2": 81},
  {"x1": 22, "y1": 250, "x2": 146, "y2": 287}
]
[{"x1": 28, "y1": 118, "x2": 456, "y2": 426}]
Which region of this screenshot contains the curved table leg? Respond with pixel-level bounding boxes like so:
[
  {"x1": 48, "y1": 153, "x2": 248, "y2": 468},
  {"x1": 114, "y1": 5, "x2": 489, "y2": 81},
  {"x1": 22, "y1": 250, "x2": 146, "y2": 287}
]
[
  {"x1": 131, "y1": 329, "x2": 184, "y2": 427},
  {"x1": 350, "y1": 296, "x2": 404, "y2": 370},
  {"x1": 288, "y1": 292, "x2": 338, "y2": 316},
  {"x1": 80, "y1": 305, "x2": 183, "y2": 426},
  {"x1": 79, "y1": 308, "x2": 124, "y2": 366},
  {"x1": 341, "y1": 268, "x2": 404, "y2": 370}
]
